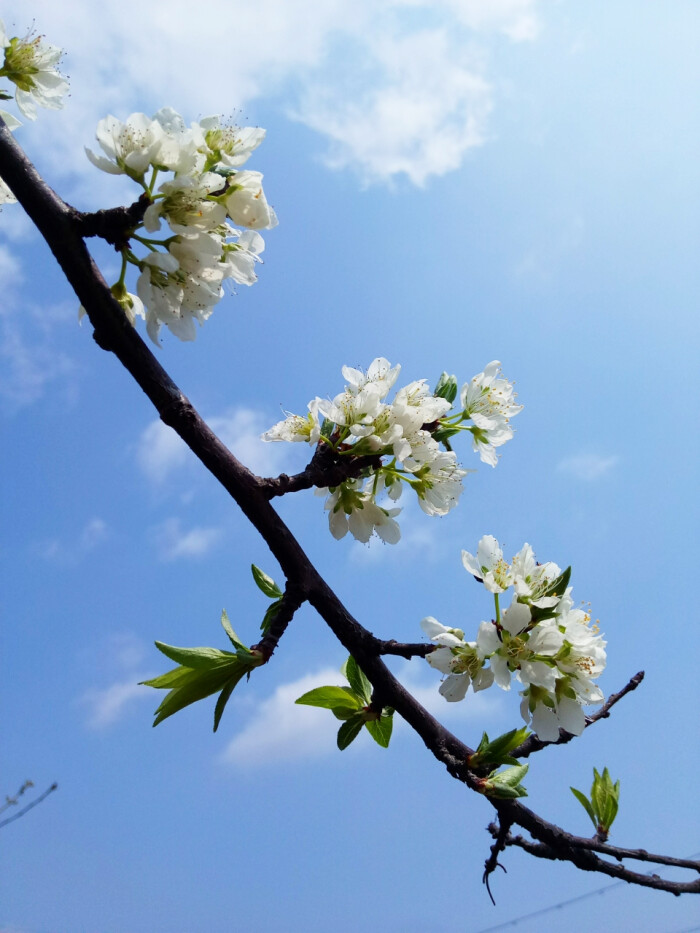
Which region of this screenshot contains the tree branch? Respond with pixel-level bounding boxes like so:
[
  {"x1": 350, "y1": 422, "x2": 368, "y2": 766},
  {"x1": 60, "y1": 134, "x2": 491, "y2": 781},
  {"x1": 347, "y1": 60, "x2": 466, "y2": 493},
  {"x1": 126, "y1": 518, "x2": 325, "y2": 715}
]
[{"x1": 2, "y1": 121, "x2": 697, "y2": 896}]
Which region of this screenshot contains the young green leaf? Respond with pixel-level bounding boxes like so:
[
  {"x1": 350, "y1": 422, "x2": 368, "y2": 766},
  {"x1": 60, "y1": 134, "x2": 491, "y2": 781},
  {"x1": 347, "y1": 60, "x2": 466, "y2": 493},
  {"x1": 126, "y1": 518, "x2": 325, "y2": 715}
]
[
  {"x1": 364, "y1": 712, "x2": 393, "y2": 748},
  {"x1": 469, "y1": 727, "x2": 530, "y2": 768},
  {"x1": 341, "y1": 656, "x2": 372, "y2": 705},
  {"x1": 154, "y1": 641, "x2": 235, "y2": 670},
  {"x1": 221, "y1": 610, "x2": 246, "y2": 651},
  {"x1": 295, "y1": 686, "x2": 363, "y2": 711},
  {"x1": 213, "y1": 678, "x2": 238, "y2": 733},
  {"x1": 570, "y1": 786, "x2": 598, "y2": 830},
  {"x1": 260, "y1": 599, "x2": 282, "y2": 635},
  {"x1": 251, "y1": 564, "x2": 283, "y2": 600},
  {"x1": 337, "y1": 714, "x2": 365, "y2": 750}
]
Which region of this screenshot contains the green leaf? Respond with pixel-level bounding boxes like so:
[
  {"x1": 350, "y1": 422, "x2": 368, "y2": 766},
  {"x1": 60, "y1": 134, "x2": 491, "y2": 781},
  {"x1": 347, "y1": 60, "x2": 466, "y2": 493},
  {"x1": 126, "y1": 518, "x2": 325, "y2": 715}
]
[
  {"x1": 220, "y1": 610, "x2": 246, "y2": 651},
  {"x1": 470, "y1": 727, "x2": 530, "y2": 768},
  {"x1": 151, "y1": 664, "x2": 243, "y2": 727},
  {"x1": 570, "y1": 786, "x2": 598, "y2": 830},
  {"x1": 364, "y1": 713, "x2": 393, "y2": 748},
  {"x1": 213, "y1": 679, "x2": 238, "y2": 733},
  {"x1": 154, "y1": 641, "x2": 235, "y2": 670},
  {"x1": 341, "y1": 656, "x2": 372, "y2": 705},
  {"x1": 492, "y1": 764, "x2": 529, "y2": 788},
  {"x1": 295, "y1": 686, "x2": 362, "y2": 711},
  {"x1": 260, "y1": 599, "x2": 282, "y2": 635},
  {"x1": 337, "y1": 714, "x2": 364, "y2": 750},
  {"x1": 140, "y1": 665, "x2": 197, "y2": 690},
  {"x1": 251, "y1": 564, "x2": 283, "y2": 599}
]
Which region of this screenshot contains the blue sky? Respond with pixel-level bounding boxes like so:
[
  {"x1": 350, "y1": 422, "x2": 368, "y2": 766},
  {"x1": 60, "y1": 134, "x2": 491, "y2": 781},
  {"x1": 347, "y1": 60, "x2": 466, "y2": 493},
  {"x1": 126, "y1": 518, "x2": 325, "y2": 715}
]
[{"x1": 2, "y1": 1, "x2": 699, "y2": 931}]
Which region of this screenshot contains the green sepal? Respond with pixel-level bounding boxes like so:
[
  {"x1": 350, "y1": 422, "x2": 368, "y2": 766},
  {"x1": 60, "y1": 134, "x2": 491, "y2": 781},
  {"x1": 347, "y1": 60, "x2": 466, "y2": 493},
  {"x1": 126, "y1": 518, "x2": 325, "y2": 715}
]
[
  {"x1": 433, "y1": 372, "x2": 458, "y2": 404},
  {"x1": 470, "y1": 727, "x2": 530, "y2": 768},
  {"x1": 319, "y1": 418, "x2": 337, "y2": 443},
  {"x1": 364, "y1": 711, "x2": 394, "y2": 748},
  {"x1": 431, "y1": 425, "x2": 461, "y2": 446},
  {"x1": 251, "y1": 564, "x2": 283, "y2": 600},
  {"x1": 220, "y1": 610, "x2": 247, "y2": 651},
  {"x1": 295, "y1": 686, "x2": 363, "y2": 711},
  {"x1": 341, "y1": 656, "x2": 372, "y2": 705},
  {"x1": 153, "y1": 641, "x2": 236, "y2": 670},
  {"x1": 337, "y1": 713, "x2": 365, "y2": 750}
]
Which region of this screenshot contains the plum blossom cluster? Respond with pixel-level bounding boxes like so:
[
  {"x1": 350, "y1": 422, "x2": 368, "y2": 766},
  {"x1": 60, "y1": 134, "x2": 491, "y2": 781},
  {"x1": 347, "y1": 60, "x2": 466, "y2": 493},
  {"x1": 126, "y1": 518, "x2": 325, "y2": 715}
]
[
  {"x1": 421, "y1": 535, "x2": 606, "y2": 741},
  {"x1": 0, "y1": 19, "x2": 68, "y2": 206},
  {"x1": 263, "y1": 359, "x2": 521, "y2": 543},
  {"x1": 84, "y1": 108, "x2": 277, "y2": 343}
]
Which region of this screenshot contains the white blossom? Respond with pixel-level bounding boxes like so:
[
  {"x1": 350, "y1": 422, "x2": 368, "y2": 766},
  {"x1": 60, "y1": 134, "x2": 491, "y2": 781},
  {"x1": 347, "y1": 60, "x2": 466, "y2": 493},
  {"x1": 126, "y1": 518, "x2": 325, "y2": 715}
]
[
  {"x1": 461, "y1": 534, "x2": 513, "y2": 594},
  {"x1": 460, "y1": 361, "x2": 522, "y2": 466},
  {"x1": 223, "y1": 170, "x2": 277, "y2": 230},
  {"x1": 511, "y1": 543, "x2": 562, "y2": 608},
  {"x1": 86, "y1": 113, "x2": 169, "y2": 179},
  {"x1": 0, "y1": 21, "x2": 68, "y2": 120},
  {"x1": 263, "y1": 398, "x2": 323, "y2": 444},
  {"x1": 421, "y1": 617, "x2": 494, "y2": 701},
  {"x1": 323, "y1": 480, "x2": 401, "y2": 544},
  {"x1": 196, "y1": 116, "x2": 266, "y2": 168}
]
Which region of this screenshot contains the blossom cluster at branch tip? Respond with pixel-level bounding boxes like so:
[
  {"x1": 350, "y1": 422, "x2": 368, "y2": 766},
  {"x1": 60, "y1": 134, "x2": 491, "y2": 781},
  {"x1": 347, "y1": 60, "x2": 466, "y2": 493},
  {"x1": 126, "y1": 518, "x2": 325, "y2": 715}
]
[
  {"x1": 263, "y1": 359, "x2": 521, "y2": 543},
  {"x1": 83, "y1": 108, "x2": 276, "y2": 343},
  {"x1": 422, "y1": 535, "x2": 606, "y2": 741}
]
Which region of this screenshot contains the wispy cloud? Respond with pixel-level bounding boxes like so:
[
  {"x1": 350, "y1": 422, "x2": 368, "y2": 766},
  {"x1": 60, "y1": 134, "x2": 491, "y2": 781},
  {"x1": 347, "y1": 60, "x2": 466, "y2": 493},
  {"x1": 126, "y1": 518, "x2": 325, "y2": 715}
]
[
  {"x1": 136, "y1": 407, "x2": 289, "y2": 484},
  {"x1": 80, "y1": 678, "x2": 152, "y2": 730},
  {"x1": 136, "y1": 420, "x2": 190, "y2": 484},
  {"x1": 152, "y1": 517, "x2": 223, "y2": 561},
  {"x1": 37, "y1": 517, "x2": 109, "y2": 565},
  {"x1": 221, "y1": 668, "x2": 348, "y2": 768},
  {"x1": 556, "y1": 453, "x2": 619, "y2": 482},
  {"x1": 0, "y1": 247, "x2": 77, "y2": 412},
  {"x1": 4, "y1": 0, "x2": 542, "y2": 189}
]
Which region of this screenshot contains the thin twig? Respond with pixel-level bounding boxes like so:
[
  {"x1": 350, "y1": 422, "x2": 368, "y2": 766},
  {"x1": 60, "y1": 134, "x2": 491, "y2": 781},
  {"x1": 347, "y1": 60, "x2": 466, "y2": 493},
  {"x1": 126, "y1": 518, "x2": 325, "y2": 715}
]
[
  {"x1": 513, "y1": 671, "x2": 645, "y2": 759},
  {"x1": 0, "y1": 783, "x2": 58, "y2": 829}
]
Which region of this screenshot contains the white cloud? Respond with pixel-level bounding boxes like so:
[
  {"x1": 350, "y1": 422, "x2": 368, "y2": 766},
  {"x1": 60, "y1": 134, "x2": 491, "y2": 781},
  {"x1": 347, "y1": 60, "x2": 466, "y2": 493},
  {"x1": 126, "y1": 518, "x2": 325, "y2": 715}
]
[
  {"x1": 136, "y1": 420, "x2": 189, "y2": 483},
  {"x1": 2, "y1": 0, "x2": 542, "y2": 189},
  {"x1": 80, "y1": 678, "x2": 151, "y2": 729},
  {"x1": 136, "y1": 407, "x2": 290, "y2": 483},
  {"x1": 222, "y1": 668, "x2": 342, "y2": 768},
  {"x1": 556, "y1": 453, "x2": 619, "y2": 482},
  {"x1": 152, "y1": 517, "x2": 223, "y2": 561},
  {"x1": 292, "y1": 29, "x2": 491, "y2": 186},
  {"x1": 221, "y1": 660, "x2": 500, "y2": 769}
]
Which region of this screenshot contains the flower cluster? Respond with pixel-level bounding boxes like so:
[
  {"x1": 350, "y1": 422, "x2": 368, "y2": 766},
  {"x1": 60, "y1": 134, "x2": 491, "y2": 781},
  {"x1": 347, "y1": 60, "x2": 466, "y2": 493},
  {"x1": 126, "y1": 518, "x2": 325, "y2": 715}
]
[
  {"x1": 422, "y1": 535, "x2": 606, "y2": 741},
  {"x1": 263, "y1": 359, "x2": 521, "y2": 543},
  {"x1": 84, "y1": 109, "x2": 276, "y2": 343}
]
